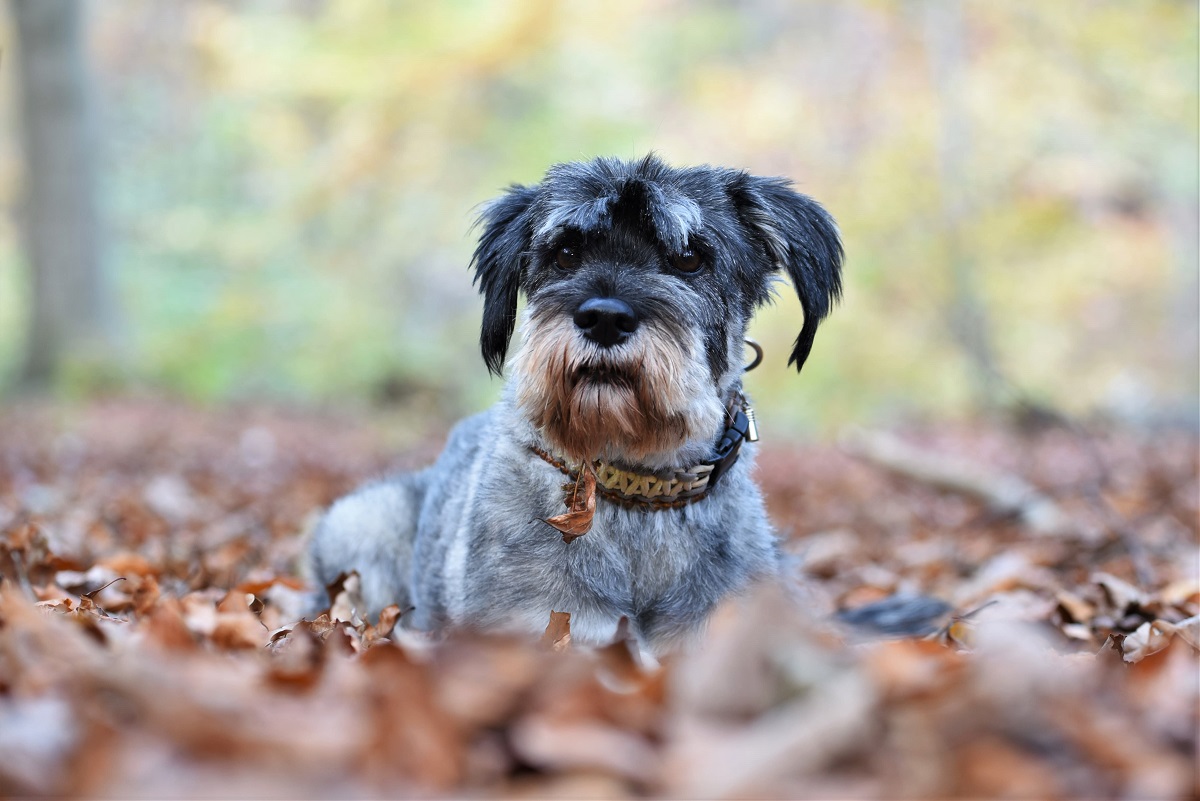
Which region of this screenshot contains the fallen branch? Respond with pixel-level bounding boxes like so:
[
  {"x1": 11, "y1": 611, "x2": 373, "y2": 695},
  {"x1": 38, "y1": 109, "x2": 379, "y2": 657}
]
[{"x1": 841, "y1": 429, "x2": 1079, "y2": 538}]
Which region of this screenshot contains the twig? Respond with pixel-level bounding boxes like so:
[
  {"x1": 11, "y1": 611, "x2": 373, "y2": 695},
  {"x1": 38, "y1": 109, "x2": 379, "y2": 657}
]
[
  {"x1": 1067, "y1": 422, "x2": 1157, "y2": 588},
  {"x1": 841, "y1": 429, "x2": 1080, "y2": 538},
  {"x1": 10, "y1": 550, "x2": 36, "y2": 601}
]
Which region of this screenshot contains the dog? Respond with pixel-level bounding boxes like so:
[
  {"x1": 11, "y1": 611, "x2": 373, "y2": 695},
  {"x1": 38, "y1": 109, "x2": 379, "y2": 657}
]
[{"x1": 308, "y1": 155, "x2": 843, "y2": 654}]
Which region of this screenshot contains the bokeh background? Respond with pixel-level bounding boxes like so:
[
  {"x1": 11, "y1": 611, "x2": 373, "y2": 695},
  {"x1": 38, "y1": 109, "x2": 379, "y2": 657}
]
[
  {"x1": 1, "y1": 0, "x2": 1197, "y2": 435},
  {"x1": 1, "y1": 7, "x2": 1198, "y2": 797}
]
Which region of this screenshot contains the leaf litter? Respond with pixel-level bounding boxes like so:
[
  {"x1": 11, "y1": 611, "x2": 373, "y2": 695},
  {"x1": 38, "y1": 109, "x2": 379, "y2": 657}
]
[{"x1": 0, "y1": 399, "x2": 1195, "y2": 798}]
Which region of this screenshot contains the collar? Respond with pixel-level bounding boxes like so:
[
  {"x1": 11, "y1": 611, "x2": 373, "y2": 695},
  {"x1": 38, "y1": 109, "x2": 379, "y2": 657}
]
[{"x1": 530, "y1": 389, "x2": 759, "y2": 512}]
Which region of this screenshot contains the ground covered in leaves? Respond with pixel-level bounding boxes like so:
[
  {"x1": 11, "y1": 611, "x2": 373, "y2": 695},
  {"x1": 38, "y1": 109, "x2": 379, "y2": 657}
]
[{"x1": 0, "y1": 398, "x2": 1196, "y2": 799}]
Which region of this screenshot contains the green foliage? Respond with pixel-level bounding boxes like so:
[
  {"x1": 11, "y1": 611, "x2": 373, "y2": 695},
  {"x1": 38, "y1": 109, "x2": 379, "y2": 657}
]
[
  {"x1": 0, "y1": 0, "x2": 1195, "y2": 430},
  {"x1": 0, "y1": 242, "x2": 25, "y2": 388}
]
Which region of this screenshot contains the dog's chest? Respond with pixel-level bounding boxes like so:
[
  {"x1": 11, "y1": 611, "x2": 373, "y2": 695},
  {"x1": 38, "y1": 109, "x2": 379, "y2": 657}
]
[
  {"x1": 506, "y1": 442, "x2": 750, "y2": 621},
  {"x1": 560, "y1": 503, "x2": 723, "y2": 608},
  {"x1": 427, "y1": 411, "x2": 766, "y2": 644}
]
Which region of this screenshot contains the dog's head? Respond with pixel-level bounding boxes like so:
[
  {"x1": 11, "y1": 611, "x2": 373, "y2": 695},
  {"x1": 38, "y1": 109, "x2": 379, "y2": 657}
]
[{"x1": 471, "y1": 155, "x2": 843, "y2": 466}]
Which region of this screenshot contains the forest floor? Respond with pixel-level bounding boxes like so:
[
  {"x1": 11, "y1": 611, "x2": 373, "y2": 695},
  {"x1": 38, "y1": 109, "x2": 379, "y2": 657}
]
[{"x1": 0, "y1": 398, "x2": 1196, "y2": 799}]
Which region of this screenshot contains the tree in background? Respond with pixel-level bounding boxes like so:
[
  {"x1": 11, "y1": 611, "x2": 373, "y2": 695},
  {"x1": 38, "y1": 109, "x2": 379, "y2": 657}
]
[
  {"x1": 0, "y1": 1, "x2": 1192, "y2": 425},
  {"x1": 11, "y1": 0, "x2": 114, "y2": 389}
]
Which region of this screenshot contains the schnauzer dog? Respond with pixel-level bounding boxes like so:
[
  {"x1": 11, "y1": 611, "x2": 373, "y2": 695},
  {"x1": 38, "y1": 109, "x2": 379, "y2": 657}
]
[{"x1": 309, "y1": 155, "x2": 843, "y2": 654}]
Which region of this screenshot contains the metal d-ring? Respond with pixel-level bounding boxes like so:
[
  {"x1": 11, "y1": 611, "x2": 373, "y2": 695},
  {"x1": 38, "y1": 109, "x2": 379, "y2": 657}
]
[{"x1": 743, "y1": 338, "x2": 763, "y2": 372}]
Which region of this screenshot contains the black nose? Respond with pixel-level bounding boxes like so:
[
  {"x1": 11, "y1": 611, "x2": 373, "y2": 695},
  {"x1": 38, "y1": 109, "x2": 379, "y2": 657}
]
[{"x1": 573, "y1": 297, "x2": 638, "y2": 347}]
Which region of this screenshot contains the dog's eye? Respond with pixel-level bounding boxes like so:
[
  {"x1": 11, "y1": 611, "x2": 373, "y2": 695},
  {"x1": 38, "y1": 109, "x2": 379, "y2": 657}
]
[
  {"x1": 670, "y1": 249, "x2": 702, "y2": 273},
  {"x1": 556, "y1": 245, "x2": 581, "y2": 270}
]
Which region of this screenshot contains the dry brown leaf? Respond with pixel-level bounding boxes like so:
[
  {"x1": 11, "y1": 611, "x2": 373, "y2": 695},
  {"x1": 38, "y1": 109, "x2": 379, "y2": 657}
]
[
  {"x1": 541, "y1": 610, "x2": 572, "y2": 651},
  {"x1": 837, "y1": 583, "x2": 893, "y2": 608},
  {"x1": 1, "y1": 400, "x2": 1197, "y2": 799},
  {"x1": 36, "y1": 592, "x2": 126, "y2": 646},
  {"x1": 328, "y1": 572, "x2": 364, "y2": 625},
  {"x1": 212, "y1": 610, "x2": 267, "y2": 650},
  {"x1": 357, "y1": 645, "x2": 465, "y2": 789},
  {"x1": 97, "y1": 551, "x2": 157, "y2": 577},
  {"x1": 265, "y1": 623, "x2": 325, "y2": 691},
  {"x1": 141, "y1": 598, "x2": 199, "y2": 651},
  {"x1": 431, "y1": 638, "x2": 545, "y2": 729},
  {"x1": 1158, "y1": 578, "x2": 1200, "y2": 608},
  {"x1": 953, "y1": 552, "x2": 1057, "y2": 607},
  {"x1": 361, "y1": 603, "x2": 405, "y2": 648},
  {"x1": 1059, "y1": 622, "x2": 1094, "y2": 642},
  {"x1": 543, "y1": 467, "x2": 597, "y2": 543},
  {"x1": 795, "y1": 528, "x2": 863, "y2": 578},
  {"x1": 1054, "y1": 589, "x2": 1095, "y2": 625},
  {"x1": 956, "y1": 736, "x2": 1065, "y2": 798},
  {"x1": 864, "y1": 638, "x2": 963, "y2": 698},
  {"x1": 1118, "y1": 621, "x2": 1173, "y2": 663},
  {"x1": 509, "y1": 716, "x2": 657, "y2": 784},
  {"x1": 179, "y1": 591, "x2": 221, "y2": 637},
  {"x1": 595, "y1": 618, "x2": 660, "y2": 693},
  {"x1": 131, "y1": 573, "x2": 161, "y2": 617},
  {"x1": 1093, "y1": 571, "x2": 1149, "y2": 614},
  {"x1": 216, "y1": 589, "x2": 254, "y2": 614},
  {"x1": 234, "y1": 575, "x2": 308, "y2": 595},
  {"x1": 1123, "y1": 616, "x2": 1200, "y2": 662},
  {"x1": 54, "y1": 565, "x2": 120, "y2": 595},
  {"x1": 1161, "y1": 615, "x2": 1200, "y2": 650}
]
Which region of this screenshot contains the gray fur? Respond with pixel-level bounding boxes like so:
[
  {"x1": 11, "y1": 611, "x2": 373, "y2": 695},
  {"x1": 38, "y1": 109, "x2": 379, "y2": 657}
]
[{"x1": 308, "y1": 156, "x2": 843, "y2": 654}]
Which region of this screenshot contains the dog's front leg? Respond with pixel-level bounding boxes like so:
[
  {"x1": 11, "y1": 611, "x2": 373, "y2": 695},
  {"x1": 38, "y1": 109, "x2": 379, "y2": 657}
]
[{"x1": 308, "y1": 472, "x2": 428, "y2": 619}]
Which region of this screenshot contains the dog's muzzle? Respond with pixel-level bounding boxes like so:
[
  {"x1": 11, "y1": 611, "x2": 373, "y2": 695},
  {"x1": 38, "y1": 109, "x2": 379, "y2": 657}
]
[{"x1": 573, "y1": 297, "x2": 638, "y2": 347}]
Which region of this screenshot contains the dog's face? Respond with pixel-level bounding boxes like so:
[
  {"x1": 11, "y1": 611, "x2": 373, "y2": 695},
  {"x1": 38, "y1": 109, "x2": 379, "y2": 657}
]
[{"x1": 472, "y1": 156, "x2": 843, "y2": 466}]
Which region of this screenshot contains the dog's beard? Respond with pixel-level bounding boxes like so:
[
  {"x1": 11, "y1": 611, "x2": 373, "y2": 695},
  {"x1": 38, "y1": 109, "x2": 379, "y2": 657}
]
[{"x1": 512, "y1": 312, "x2": 723, "y2": 465}]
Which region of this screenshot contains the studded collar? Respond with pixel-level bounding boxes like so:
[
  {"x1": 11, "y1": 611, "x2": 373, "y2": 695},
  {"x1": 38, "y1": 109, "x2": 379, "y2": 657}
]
[
  {"x1": 530, "y1": 389, "x2": 758, "y2": 526},
  {"x1": 531, "y1": 342, "x2": 763, "y2": 541}
]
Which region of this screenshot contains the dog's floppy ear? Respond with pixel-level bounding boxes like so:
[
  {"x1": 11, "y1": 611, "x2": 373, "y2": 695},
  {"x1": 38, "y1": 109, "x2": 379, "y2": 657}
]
[
  {"x1": 471, "y1": 184, "x2": 539, "y2": 375},
  {"x1": 727, "y1": 174, "x2": 844, "y2": 373}
]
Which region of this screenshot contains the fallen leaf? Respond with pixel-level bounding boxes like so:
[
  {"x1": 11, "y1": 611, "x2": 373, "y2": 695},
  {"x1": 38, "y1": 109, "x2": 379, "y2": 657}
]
[
  {"x1": 543, "y1": 468, "x2": 597, "y2": 543},
  {"x1": 212, "y1": 610, "x2": 267, "y2": 650},
  {"x1": 1093, "y1": 572, "x2": 1149, "y2": 614},
  {"x1": 97, "y1": 552, "x2": 157, "y2": 577},
  {"x1": 541, "y1": 610, "x2": 572, "y2": 651},
  {"x1": 328, "y1": 572, "x2": 363, "y2": 626},
  {"x1": 362, "y1": 603, "x2": 405, "y2": 648},
  {"x1": 1054, "y1": 589, "x2": 1095, "y2": 625},
  {"x1": 1158, "y1": 579, "x2": 1200, "y2": 608},
  {"x1": 1120, "y1": 620, "x2": 1174, "y2": 663},
  {"x1": 1, "y1": 399, "x2": 1197, "y2": 800},
  {"x1": 234, "y1": 575, "x2": 308, "y2": 595},
  {"x1": 509, "y1": 716, "x2": 657, "y2": 784},
  {"x1": 1148, "y1": 616, "x2": 1200, "y2": 651},
  {"x1": 131, "y1": 574, "x2": 161, "y2": 616},
  {"x1": 595, "y1": 618, "x2": 660, "y2": 693}
]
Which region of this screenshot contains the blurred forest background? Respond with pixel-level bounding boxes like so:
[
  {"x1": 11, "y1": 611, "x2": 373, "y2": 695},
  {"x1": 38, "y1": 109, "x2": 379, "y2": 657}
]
[
  {"x1": 1, "y1": 4, "x2": 1198, "y2": 797},
  {"x1": 1, "y1": 0, "x2": 1197, "y2": 434}
]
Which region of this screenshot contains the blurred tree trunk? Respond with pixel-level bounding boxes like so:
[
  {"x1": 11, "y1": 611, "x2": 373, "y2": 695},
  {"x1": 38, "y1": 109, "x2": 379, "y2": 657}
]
[
  {"x1": 919, "y1": 2, "x2": 1005, "y2": 408},
  {"x1": 11, "y1": 0, "x2": 113, "y2": 389},
  {"x1": 1161, "y1": 176, "x2": 1199, "y2": 417}
]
